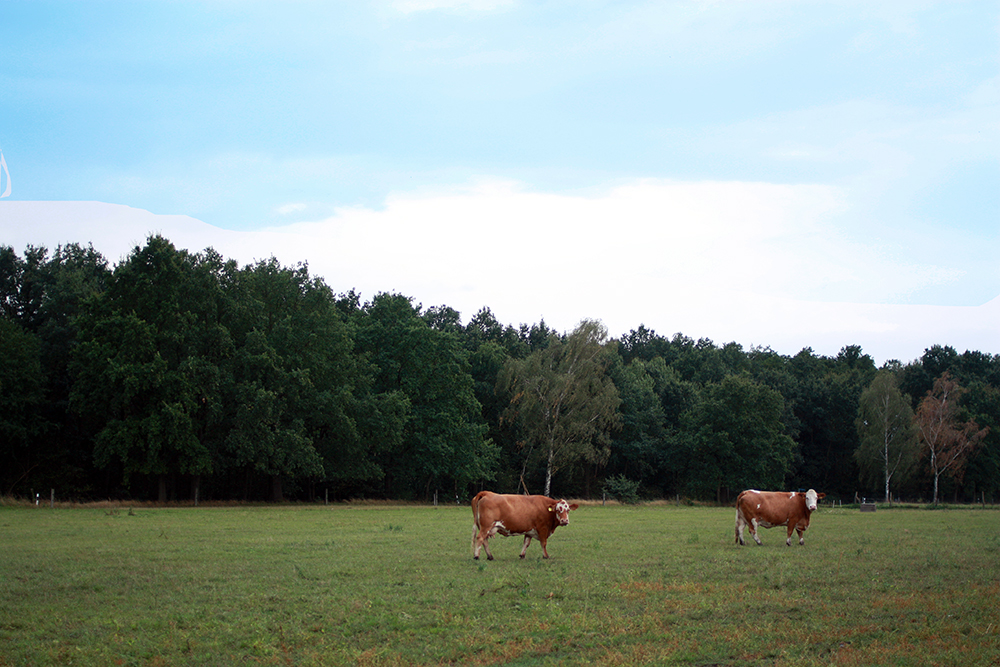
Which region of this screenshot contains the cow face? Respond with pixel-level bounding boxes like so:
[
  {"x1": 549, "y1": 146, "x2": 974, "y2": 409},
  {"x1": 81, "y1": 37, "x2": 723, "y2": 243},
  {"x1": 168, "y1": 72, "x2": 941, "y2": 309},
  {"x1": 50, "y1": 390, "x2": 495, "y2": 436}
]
[
  {"x1": 804, "y1": 489, "x2": 826, "y2": 511},
  {"x1": 550, "y1": 499, "x2": 579, "y2": 526}
]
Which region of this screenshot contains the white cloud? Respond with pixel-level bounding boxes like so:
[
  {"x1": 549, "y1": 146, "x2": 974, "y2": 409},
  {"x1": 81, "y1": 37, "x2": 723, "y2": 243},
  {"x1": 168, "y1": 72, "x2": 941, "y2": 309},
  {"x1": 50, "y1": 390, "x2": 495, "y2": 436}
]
[
  {"x1": 4, "y1": 177, "x2": 995, "y2": 364},
  {"x1": 276, "y1": 203, "x2": 308, "y2": 215}
]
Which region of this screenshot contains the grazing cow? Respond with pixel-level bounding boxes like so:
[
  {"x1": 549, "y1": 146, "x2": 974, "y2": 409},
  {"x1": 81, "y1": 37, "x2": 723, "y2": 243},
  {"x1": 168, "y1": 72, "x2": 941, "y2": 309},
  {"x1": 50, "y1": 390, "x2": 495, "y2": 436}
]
[
  {"x1": 735, "y1": 489, "x2": 826, "y2": 546},
  {"x1": 471, "y1": 491, "x2": 579, "y2": 560}
]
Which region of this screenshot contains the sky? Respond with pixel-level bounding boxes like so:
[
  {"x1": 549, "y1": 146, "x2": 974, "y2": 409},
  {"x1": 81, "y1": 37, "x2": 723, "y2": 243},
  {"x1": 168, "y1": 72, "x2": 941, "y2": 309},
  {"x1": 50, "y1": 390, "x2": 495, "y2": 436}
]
[{"x1": 0, "y1": 0, "x2": 997, "y2": 364}]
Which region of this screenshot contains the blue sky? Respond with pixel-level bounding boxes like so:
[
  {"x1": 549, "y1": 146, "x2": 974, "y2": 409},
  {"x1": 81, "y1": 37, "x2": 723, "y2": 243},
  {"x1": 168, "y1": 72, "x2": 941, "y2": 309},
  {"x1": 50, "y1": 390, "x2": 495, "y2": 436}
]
[{"x1": 1, "y1": 0, "x2": 997, "y2": 361}]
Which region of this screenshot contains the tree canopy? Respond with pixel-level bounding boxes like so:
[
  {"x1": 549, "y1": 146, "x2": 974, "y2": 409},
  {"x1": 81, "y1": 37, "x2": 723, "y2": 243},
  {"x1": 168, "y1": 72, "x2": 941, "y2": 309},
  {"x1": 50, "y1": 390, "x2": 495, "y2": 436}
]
[{"x1": 2, "y1": 238, "x2": 999, "y2": 503}]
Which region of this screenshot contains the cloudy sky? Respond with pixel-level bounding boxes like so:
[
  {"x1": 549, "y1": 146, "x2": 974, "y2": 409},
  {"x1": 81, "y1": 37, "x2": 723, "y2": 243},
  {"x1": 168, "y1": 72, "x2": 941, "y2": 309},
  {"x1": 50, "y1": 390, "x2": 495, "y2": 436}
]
[{"x1": 1, "y1": 0, "x2": 997, "y2": 364}]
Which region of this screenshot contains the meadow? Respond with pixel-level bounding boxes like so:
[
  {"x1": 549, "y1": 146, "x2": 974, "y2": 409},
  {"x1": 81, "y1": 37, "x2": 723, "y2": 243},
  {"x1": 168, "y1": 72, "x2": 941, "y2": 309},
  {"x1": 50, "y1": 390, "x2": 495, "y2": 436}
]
[{"x1": 1, "y1": 500, "x2": 998, "y2": 666}]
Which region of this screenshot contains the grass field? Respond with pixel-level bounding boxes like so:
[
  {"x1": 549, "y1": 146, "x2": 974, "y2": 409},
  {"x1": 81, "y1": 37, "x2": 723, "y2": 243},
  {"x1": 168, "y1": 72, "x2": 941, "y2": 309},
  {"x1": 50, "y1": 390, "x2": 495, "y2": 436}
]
[{"x1": 2, "y1": 500, "x2": 999, "y2": 666}]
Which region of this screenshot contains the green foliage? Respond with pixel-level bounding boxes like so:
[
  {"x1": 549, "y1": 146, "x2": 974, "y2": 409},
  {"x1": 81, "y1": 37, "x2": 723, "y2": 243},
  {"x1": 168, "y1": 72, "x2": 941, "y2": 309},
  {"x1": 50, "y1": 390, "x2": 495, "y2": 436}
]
[
  {"x1": 855, "y1": 370, "x2": 920, "y2": 501},
  {"x1": 2, "y1": 238, "x2": 1000, "y2": 502},
  {"x1": 602, "y1": 473, "x2": 641, "y2": 504},
  {"x1": 674, "y1": 374, "x2": 795, "y2": 501},
  {"x1": 499, "y1": 319, "x2": 621, "y2": 496},
  {"x1": 352, "y1": 293, "x2": 497, "y2": 498},
  {"x1": 0, "y1": 318, "x2": 46, "y2": 493}
]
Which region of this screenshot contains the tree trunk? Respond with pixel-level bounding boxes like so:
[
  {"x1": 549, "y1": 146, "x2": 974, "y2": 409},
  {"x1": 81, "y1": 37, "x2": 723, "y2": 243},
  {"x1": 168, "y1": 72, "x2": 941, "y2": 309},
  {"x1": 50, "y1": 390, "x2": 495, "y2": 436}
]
[
  {"x1": 544, "y1": 445, "x2": 554, "y2": 497},
  {"x1": 272, "y1": 475, "x2": 284, "y2": 503},
  {"x1": 158, "y1": 475, "x2": 167, "y2": 503}
]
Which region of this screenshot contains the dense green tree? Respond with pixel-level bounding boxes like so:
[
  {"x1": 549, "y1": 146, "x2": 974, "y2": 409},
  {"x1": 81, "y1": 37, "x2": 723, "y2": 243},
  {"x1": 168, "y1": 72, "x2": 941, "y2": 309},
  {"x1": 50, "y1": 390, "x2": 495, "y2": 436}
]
[
  {"x1": 0, "y1": 245, "x2": 46, "y2": 327},
  {"x1": 2, "y1": 235, "x2": 998, "y2": 504},
  {"x1": 782, "y1": 347, "x2": 872, "y2": 497},
  {"x1": 0, "y1": 318, "x2": 46, "y2": 495},
  {"x1": 221, "y1": 258, "x2": 376, "y2": 501},
  {"x1": 961, "y1": 382, "x2": 1000, "y2": 500},
  {"x1": 674, "y1": 374, "x2": 795, "y2": 502},
  {"x1": 354, "y1": 293, "x2": 496, "y2": 499},
  {"x1": 71, "y1": 237, "x2": 222, "y2": 499},
  {"x1": 499, "y1": 319, "x2": 621, "y2": 497},
  {"x1": 855, "y1": 371, "x2": 919, "y2": 503},
  {"x1": 1, "y1": 243, "x2": 110, "y2": 496},
  {"x1": 606, "y1": 356, "x2": 667, "y2": 491}
]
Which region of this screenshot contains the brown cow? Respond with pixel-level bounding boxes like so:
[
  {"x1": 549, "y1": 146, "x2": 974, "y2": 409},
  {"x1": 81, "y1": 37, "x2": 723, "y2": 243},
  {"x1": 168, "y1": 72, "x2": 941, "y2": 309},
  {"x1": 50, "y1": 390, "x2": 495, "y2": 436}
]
[
  {"x1": 471, "y1": 491, "x2": 579, "y2": 560},
  {"x1": 735, "y1": 489, "x2": 826, "y2": 546}
]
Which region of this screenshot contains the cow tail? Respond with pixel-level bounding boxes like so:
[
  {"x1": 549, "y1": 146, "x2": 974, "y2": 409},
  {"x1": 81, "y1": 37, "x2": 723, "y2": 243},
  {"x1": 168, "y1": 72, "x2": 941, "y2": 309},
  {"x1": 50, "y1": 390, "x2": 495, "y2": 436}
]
[
  {"x1": 471, "y1": 492, "x2": 482, "y2": 554},
  {"x1": 734, "y1": 496, "x2": 745, "y2": 544}
]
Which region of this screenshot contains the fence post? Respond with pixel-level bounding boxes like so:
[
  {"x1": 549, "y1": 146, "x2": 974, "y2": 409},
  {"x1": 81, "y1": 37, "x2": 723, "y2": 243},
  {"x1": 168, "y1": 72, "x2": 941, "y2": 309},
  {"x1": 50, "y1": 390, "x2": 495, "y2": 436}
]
[{"x1": 50, "y1": 489, "x2": 54, "y2": 509}]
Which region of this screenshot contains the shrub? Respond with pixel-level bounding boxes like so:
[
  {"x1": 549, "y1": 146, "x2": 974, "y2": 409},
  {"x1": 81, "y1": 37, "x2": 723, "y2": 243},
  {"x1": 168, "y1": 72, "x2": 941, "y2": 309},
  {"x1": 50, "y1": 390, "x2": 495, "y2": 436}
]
[{"x1": 603, "y1": 474, "x2": 641, "y2": 505}]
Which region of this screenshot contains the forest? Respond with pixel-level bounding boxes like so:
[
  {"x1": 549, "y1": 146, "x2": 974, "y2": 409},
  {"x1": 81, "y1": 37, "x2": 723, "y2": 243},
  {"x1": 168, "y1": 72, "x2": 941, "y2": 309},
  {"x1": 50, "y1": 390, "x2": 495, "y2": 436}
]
[{"x1": 1, "y1": 236, "x2": 997, "y2": 505}]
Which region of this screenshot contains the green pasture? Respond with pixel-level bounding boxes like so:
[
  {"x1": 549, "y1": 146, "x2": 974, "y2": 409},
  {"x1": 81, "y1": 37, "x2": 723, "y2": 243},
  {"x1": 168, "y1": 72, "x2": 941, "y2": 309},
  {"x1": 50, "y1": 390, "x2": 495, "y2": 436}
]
[{"x1": 1, "y1": 501, "x2": 998, "y2": 666}]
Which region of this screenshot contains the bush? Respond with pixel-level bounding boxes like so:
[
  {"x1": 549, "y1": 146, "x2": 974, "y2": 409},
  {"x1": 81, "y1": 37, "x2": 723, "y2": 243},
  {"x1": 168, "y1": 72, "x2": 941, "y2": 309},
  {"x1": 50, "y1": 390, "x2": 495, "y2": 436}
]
[{"x1": 603, "y1": 474, "x2": 641, "y2": 505}]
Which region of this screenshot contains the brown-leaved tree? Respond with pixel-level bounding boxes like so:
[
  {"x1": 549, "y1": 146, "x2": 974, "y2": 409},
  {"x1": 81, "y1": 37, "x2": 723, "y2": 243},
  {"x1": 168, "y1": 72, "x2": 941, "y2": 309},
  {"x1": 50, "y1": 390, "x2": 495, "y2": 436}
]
[{"x1": 916, "y1": 372, "x2": 988, "y2": 504}]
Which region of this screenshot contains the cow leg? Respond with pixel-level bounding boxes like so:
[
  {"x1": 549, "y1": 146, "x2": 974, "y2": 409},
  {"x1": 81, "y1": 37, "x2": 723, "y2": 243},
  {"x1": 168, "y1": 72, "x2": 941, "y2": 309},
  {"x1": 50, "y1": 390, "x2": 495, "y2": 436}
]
[
  {"x1": 473, "y1": 528, "x2": 495, "y2": 560},
  {"x1": 539, "y1": 537, "x2": 550, "y2": 559},
  {"x1": 519, "y1": 536, "x2": 532, "y2": 559},
  {"x1": 749, "y1": 518, "x2": 762, "y2": 546},
  {"x1": 796, "y1": 525, "x2": 806, "y2": 546},
  {"x1": 785, "y1": 525, "x2": 795, "y2": 546},
  {"x1": 735, "y1": 510, "x2": 746, "y2": 545}
]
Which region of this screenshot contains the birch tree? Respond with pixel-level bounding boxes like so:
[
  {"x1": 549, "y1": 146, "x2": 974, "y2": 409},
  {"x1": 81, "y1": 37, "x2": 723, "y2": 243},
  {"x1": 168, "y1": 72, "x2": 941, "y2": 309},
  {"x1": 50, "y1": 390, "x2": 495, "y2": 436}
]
[
  {"x1": 499, "y1": 319, "x2": 620, "y2": 497},
  {"x1": 855, "y1": 371, "x2": 919, "y2": 503}
]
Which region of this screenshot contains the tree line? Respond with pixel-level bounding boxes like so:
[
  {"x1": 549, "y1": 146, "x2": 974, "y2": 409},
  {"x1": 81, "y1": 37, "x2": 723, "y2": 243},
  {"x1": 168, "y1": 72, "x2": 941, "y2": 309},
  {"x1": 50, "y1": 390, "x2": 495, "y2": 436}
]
[{"x1": 1, "y1": 236, "x2": 997, "y2": 504}]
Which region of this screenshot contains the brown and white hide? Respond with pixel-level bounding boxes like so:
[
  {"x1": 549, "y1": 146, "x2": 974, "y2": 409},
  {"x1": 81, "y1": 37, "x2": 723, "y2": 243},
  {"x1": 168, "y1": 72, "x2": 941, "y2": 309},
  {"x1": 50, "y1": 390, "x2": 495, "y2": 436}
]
[
  {"x1": 471, "y1": 491, "x2": 578, "y2": 560},
  {"x1": 735, "y1": 489, "x2": 826, "y2": 546}
]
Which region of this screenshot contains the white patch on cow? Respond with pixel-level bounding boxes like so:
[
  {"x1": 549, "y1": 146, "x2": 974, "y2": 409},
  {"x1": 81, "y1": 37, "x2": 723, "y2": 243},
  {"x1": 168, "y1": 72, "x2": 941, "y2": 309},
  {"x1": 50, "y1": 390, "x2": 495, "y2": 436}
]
[
  {"x1": 749, "y1": 490, "x2": 760, "y2": 494},
  {"x1": 788, "y1": 491, "x2": 796, "y2": 499},
  {"x1": 756, "y1": 503, "x2": 761, "y2": 509}
]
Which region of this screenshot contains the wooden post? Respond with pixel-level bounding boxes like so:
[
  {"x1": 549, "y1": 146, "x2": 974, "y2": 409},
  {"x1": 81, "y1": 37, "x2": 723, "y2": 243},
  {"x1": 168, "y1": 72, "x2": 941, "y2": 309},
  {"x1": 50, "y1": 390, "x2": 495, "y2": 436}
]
[{"x1": 50, "y1": 489, "x2": 54, "y2": 509}]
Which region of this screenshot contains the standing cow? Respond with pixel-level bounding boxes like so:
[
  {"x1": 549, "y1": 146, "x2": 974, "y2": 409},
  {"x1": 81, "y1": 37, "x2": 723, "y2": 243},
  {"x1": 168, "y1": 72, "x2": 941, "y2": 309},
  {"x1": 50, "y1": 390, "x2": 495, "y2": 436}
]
[
  {"x1": 471, "y1": 491, "x2": 578, "y2": 560},
  {"x1": 735, "y1": 489, "x2": 826, "y2": 546}
]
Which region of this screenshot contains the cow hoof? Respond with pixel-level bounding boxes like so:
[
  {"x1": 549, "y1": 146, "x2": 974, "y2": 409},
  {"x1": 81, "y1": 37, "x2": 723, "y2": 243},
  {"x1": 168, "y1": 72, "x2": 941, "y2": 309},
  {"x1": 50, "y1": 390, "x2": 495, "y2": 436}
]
[
  {"x1": 487, "y1": 555, "x2": 494, "y2": 561},
  {"x1": 519, "y1": 554, "x2": 525, "y2": 559},
  {"x1": 474, "y1": 556, "x2": 479, "y2": 560}
]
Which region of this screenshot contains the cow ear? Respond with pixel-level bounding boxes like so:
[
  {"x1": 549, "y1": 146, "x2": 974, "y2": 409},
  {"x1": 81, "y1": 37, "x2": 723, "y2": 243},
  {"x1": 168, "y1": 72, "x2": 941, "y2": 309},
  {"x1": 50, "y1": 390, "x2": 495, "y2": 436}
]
[
  {"x1": 568, "y1": 503, "x2": 579, "y2": 511},
  {"x1": 817, "y1": 493, "x2": 827, "y2": 499}
]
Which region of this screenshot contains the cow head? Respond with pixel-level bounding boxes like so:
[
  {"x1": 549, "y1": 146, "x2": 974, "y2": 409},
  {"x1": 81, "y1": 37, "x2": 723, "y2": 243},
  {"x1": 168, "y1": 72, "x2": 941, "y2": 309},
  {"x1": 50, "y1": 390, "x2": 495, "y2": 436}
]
[
  {"x1": 549, "y1": 499, "x2": 579, "y2": 526},
  {"x1": 804, "y1": 489, "x2": 826, "y2": 511}
]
